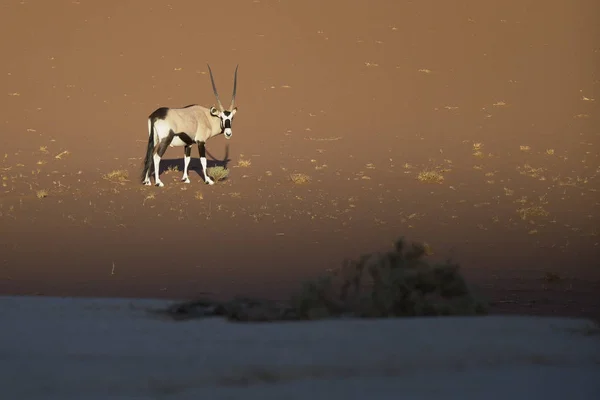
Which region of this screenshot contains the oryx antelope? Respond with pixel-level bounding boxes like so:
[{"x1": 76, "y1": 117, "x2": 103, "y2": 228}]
[{"x1": 141, "y1": 64, "x2": 238, "y2": 187}]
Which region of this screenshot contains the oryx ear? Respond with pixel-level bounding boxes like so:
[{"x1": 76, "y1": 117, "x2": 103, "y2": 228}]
[
  {"x1": 210, "y1": 106, "x2": 219, "y2": 116},
  {"x1": 231, "y1": 107, "x2": 237, "y2": 116}
]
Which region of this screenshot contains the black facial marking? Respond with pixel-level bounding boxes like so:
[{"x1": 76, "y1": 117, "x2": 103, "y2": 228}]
[
  {"x1": 224, "y1": 119, "x2": 231, "y2": 129},
  {"x1": 176, "y1": 132, "x2": 195, "y2": 146},
  {"x1": 149, "y1": 107, "x2": 169, "y2": 120},
  {"x1": 184, "y1": 146, "x2": 191, "y2": 157},
  {"x1": 155, "y1": 130, "x2": 175, "y2": 157},
  {"x1": 223, "y1": 111, "x2": 231, "y2": 117}
]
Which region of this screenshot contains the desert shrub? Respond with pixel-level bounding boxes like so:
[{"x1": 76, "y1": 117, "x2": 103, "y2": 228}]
[
  {"x1": 207, "y1": 166, "x2": 230, "y2": 182},
  {"x1": 290, "y1": 173, "x2": 311, "y2": 184},
  {"x1": 103, "y1": 169, "x2": 129, "y2": 183},
  {"x1": 158, "y1": 236, "x2": 488, "y2": 322},
  {"x1": 289, "y1": 237, "x2": 487, "y2": 320}
]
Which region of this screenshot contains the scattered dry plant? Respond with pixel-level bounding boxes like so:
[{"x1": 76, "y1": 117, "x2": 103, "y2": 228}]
[
  {"x1": 417, "y1": 168, "x2": 445, "y2": 184},
  {"x1": 103, "y1": 169, "x2": 129, "y2": 183},
  {"x1": 472, "y1": 142, "x2": 485, "y2": 158},
  {"x1": 55, "y1": 150, "x2": 70, "y2": 160},
  {"x1": 207, "y1": 166, "x2": 229, "y2": 182},
  {"x1": 290, "y1": 173, "x2": 311, "y2": 184},
  {"x1": 142, "y1": 193, "x2": 155, "y2": 205},
  {"x1": 516, "y1": 205, "x2": 549, "y2": 221}
]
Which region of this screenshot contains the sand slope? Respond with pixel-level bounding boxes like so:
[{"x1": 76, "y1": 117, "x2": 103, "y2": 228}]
[{"x1": 0, "y1": 1, "x2": 599, "y2": 317}]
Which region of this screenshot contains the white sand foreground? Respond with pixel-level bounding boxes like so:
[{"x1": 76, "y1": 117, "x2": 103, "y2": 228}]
[{"x1": 1, "y1": 295, "x2": 599, "y2": 399}]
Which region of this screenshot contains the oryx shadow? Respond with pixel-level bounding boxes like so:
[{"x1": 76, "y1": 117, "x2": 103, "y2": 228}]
[{"x1": 154, "y1": 144, "x2": 232, "y2": 178}]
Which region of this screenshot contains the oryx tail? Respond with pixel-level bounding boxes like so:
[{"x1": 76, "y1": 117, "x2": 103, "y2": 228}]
[{"x1": 141, "y1": 117, "x2": 156, "y2": 182}]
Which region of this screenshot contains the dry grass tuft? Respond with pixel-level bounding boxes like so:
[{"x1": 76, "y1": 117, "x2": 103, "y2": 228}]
[
  {"x1": 516, "y1": 206, "x2": 549, "y2": 221},
  {"x1": 417, "y1": 169, "x2": 444, "y2": 184},
  {"x1": 504, "y1": 187, "x2": 515, "y2": 196},
  {"x1": 142, "y1": 193, "x2": 155, "y2": 206},
  {"x1": 237, "y1": 159, "x2": 252, "y2": 168},
  {"x1": 471, "y1": 142, "x2": 485, "y2": 158},
  {"x1": 290, "y1": 173, "x2": 311, "y2": 184},
  {"x1": 207, "y1": 166, "x2": 229, "y2": 182},
  {"x1": 103, "y1": 169, "x2": 129, "y2": 183},
  {"x1": 36, "y1": 189, "x2": 48, "y2": 199},
  {"x1": 54, "y1": 150, "x2": 70, "y2": 160},
  {"x1": 544, "y1": 271, "x2": 562, "y2": 283},
  {"x1": 194, "y1": 191, "x2": 204, "y2": 200}
]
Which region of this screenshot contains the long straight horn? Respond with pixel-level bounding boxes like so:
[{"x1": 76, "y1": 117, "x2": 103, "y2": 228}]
[
  {"x1": 207, "y1": 64, "x2": 224, "y2": 111},
  {"x1": 229, "y1": 64, "x2": 239, "y2": 110}
]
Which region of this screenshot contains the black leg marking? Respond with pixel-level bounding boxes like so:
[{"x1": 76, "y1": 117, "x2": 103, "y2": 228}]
[
  {"x1": 198, "y1": 141, "x2": 214, "y2": 185},
  {"x1": 156, "y1": 131, "x2": 175, "y2": 157},
  {"x1": 198, "y1": 141, "x2": 206, "y2": 159},
  {"x1": 181, "y1": 145, "x2": 193, "y2": 183},
  {"x1": 142, "y1": 118, "x2": 157, "y2": 184},
  {"x1": 177, "y1": 132, "x2": 195, "y2": 146}
]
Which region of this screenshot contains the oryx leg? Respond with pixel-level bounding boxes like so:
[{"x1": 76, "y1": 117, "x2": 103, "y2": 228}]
[
  {"x1": 143, "y1": 120, "x2": 154, "y2": 186},
  {"x1": 153, "y1": 132, "x2": 174, "y2": 187},
  {"x1": 181, "y1": 146, "x2": 191, "y2": 183},
  {"x1": 197, "y1": 141, "x2": 214, "y2": 185},
  {"x1": 143, "y1": 168, "x2": 151, "y2": 186}
]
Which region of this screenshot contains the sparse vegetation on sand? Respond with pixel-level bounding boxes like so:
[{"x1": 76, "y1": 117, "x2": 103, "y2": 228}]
[
  {"x1": 54, "y1": 150, "x2": 70, "y2": 160},
  {"x1": 36, "y1": 189, "x2": 48, "y2": 199},
  {"x1": 237, "y1": 159, "x2": 252, "y2": 168},
  {"x1": 207, "y1": 166, "x2": 229, "y2": 182},
  {"x1": 103, "y1": 169, "x2": 129, "y2": 183},
  {"x1": 417, "y1": 168, "x2": 445, "y2": 184},
  {"x1": 516, "y1": 205, "x2": 549, "y2": 221},
  {"x1": 157, "y1": 237, "x2": 488, "y2": 322},
  {"x1": 290, "y1": 173, "x2": 311, "y2": 184}
]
